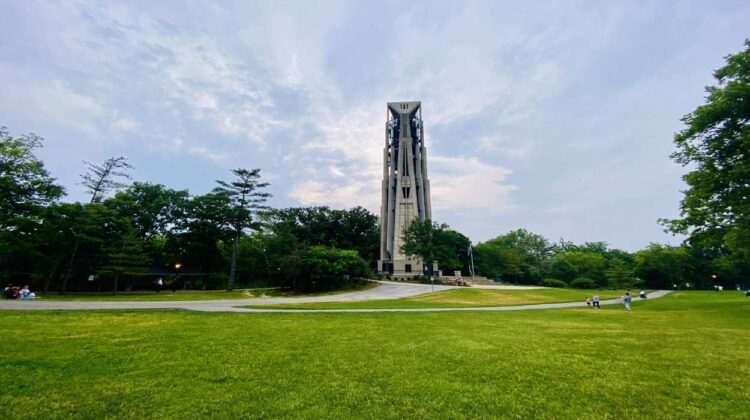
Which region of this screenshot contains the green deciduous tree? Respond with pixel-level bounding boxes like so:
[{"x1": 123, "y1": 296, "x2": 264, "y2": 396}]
[
  {"x1": 634, "y1": 243, "x2": 692, "y2": 289},
  {"x1": 662, "y1": 40, "x2": 750, "y2": 271},
  {"x1": 0, "y1": 127, "x2": 64, "y2": 229},
  {"x1": 474, "y1": 229, "x2": 551, "y2": 283},
  {"x1": 433, "y1": 229, "x2": 471, "y2": 272},
  {"x1": 173, "y1": 192, "x2": 234, "y2": 277},
  {"x1": 106, "y1": 182, "x2": 189, "y2": 240},
  {"x1": 552, "y1": 251, "x2": 607, "y2": 286},
  {"x1": 297, "y1": 246, "x2": 370, "y2": 291},
  {"x1": 269, "y1": 206, "x2": 379, "y2": 266},
  {"x1": 400, "y1": 219, "x2": 443, "y2": 274},
  {"x1": 549, "y1": 257, "x2": 577, "y2": 283},
  {"x1": 0, "y1": 127, "x2": 64, "y2": 280},
  {"x1": 399, "y1": 219, "x2": 472, "y2": 275}
]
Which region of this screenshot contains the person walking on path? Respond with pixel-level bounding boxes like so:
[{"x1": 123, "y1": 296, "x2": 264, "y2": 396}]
[
  {"x1": 592, "y1": 293, "x2": 600, "y2": 309},
  {"x1": 623, "y1": 292, "x2": 632, "y2": 312},
  {"x1": 585, "y1": 296, "x2": 591, "y2": 308},
  {"x1": 156, "y1": 278, "x2": 163, "y2": 293}
]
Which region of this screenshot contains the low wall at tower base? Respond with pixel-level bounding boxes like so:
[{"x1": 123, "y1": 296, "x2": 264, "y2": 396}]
[{"x1": 378, "y1": 258, "x2": 425, "y2": 277}]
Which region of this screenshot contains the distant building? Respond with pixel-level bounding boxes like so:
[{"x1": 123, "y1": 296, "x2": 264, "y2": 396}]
[{"x1": 378, "y1": 101, "x2": 432, "y2": 276}]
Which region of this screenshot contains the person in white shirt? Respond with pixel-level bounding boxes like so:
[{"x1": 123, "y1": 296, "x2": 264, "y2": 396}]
[{"x1": 20, "y1": 285, "x2": 35, "y2": 300}]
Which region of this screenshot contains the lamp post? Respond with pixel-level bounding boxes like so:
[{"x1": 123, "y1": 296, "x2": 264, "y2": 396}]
[
  {"x1": 174, "y1": 263, "x2": 182, "y2": 292},
  {"x1": 711, "y1": 274, "x2": 722, "y2": 291}
]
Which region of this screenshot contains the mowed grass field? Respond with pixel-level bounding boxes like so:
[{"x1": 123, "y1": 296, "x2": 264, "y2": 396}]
[
  {"x1": 1, "y1": 292, "x2": 749, "y2": 419},
  {"x1": 34, "y1": 282, "x2": 377, "y2": 301},
  {"x1": 244, "y1": 287, "x2": 626, "y2": 309}
]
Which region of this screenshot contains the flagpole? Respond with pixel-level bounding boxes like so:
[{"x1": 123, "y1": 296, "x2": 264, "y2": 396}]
[{"x1": 468, "y1": 241, "x2": 475, "y2": 278}]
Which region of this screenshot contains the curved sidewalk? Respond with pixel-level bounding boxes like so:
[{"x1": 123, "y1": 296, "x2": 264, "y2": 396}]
[
  {"x1": 225, "y1": 290, "x2": 672, "y2": 313},
  {"x1": 0, "y1": 282, "x2": 671, "y2": 313},
  {"x1": 0, "y1": 282, "x2": 455, "y2": 311}
]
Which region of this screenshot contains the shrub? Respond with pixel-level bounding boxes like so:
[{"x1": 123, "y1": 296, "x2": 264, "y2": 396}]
[
  {"x1": 542, "y1": 278, "x2": 567, "y2": 288},
  {"x1": 295, "y1": 246, "x2": 372, "y2": 291},
  {"x1": 570, "y1": 277, "x2": 597, "y2": 289}
]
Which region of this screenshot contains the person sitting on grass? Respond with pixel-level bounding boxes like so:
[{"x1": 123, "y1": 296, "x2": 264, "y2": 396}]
[
  {"x1": 5, "y1": 285, "x2": 20, "y2": 299},
  {"x1": 19, "y1": 285, "x2": 36, "y2": 300}
]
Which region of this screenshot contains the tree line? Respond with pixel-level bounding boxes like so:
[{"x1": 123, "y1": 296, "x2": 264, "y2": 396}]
[
  {"x1": 398, "y1": 221, "x2": 748, "y2": 289},
  {"x1": 0, "y1": 131, "x2": 376, "y2": 293}
]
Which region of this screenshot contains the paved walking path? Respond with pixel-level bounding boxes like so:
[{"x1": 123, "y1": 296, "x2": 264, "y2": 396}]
[
  {"x1": 0, "y1": 282, "x2": 670, "y2": 313},
  {"x1": 189, "y1": 290, "x2": 672, "y2": 313}
]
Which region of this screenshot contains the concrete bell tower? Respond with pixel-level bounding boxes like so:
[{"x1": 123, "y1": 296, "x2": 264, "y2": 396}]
[{"x1": 378, "y1": 101, "x2": 432, "y2": 276}]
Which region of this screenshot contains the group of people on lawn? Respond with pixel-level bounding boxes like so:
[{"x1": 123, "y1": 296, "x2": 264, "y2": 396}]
[
  {"x1": 3, "y1": 284, "x2": 36, "y2": 300},
  {"x1": 585, "y1": 290, "x2": 645, "y2": 311}
]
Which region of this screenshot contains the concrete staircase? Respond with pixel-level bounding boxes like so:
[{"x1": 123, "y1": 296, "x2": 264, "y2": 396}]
[
  {"x1": 436, "y1": 275, "x2": 496, "y2": 286},
  {"x1": 468, "y1": 276, "x2": 495, "y2": 285}
]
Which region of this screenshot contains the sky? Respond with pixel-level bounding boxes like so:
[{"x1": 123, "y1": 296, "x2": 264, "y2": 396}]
[{"x1": 1, "y1": 1, "x2": 749, "y2": 251}]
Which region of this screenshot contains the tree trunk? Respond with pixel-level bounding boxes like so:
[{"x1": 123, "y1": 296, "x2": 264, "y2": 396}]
[
  {"x1": 113, "y1": 272, "x2": 118, "y2": 295},
  {"x1": 44, "y1": 256, "x2": 63, "y2": 294},
  {"x1": 227, "y1": 230, "x2": 239, "y2": 291},
  {"x1": 60, "y1": 237, "x2": 80, "y2": 294}
]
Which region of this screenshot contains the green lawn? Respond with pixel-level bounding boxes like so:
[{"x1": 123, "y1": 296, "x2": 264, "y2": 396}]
[
  {"x1": 1, "y1": 292, "x2": 749, "y2": 418},
  {"x1": 34, "y1": 282, "x2": 378, "y2": 301},
  {"x1": 243, "y1": 287, "x2": 627, "y2": 309}
]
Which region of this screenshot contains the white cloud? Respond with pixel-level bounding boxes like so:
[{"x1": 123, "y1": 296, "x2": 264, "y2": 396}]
[
  {"x1": 187, "y1": 146, "x2": 228, "y2": 163},
  {"x1": 284, "y1": 100, "x2": 387, "y2": 210},
  {"x1": 478, "y1": 135, "x2": 534, "y2": 160},
  {"x1": 237, "y1": 2, "x2": 348, "y2": 91},
  {"x1": 289, "y1": 179, "x2": 378, "y2": 210},
  {"x1": 430, "y1": 156, "x2": 517, "y2": 215},
  {"x1": 111, "y1": 117, "x2": 139, "y2": 132},
  {"x1": 157, "y1": 36, "x2": 278, "y2": 146},
  {"x1": 10, "y1": 2, "x2": 279, "y2": 149},
  {"x1": 0, "y1": 65, "x2": 104, "y2": 135}
]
